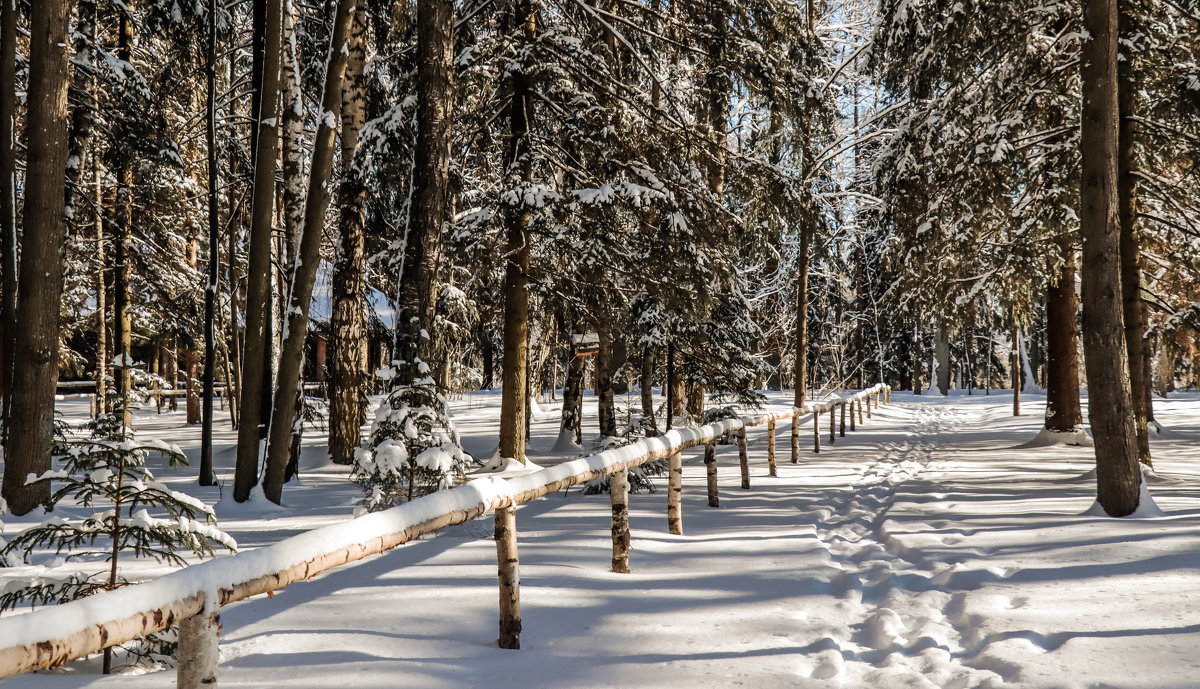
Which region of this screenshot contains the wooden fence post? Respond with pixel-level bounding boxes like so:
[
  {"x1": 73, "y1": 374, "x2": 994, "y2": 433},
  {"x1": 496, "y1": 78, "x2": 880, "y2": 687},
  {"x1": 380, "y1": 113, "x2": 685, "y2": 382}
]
[
  {"x1": 767, "y1": 419, "x2": 777, "y2": 477},
  {"x1": 886, "y1": 387, "x2": 892, "y2": 403},
  {"x1": 839, "y1": 401, "x2": 846, "y2": 437},
  {"x1": 177, "y1": 610, "x2": 221, "y2": 689},
  {"x1": 858, "y1": 398, "x2": 865, "y2": 425},
  {"x1": 495, "y1": 505, "x2": 521, "y2": 649},
  {"x1": 813, "y1": 408, "x2": 820, "y2": 453},
  {"x1": 874, "y1": 392, "x2": 879, "y2": 410},
  {"x1": 829, "y1": 407, "x2": 836, "y2": 444},
  {"x1": 737, "y1": 427, "x2": 750, "y2": 489},
  {"x1": 849, "y1": 400, "x2": 856, "y2": 431},
  {"x1": 867, "y1": 395, "x2": 873, "y2": 419},
  {"x1": 791, "y1": 412, "x2": 799, "y2": 464},
  {"x1": 610, "y1": 469, "x2": 630, "y2": 574},
  {"x1": 704, "y1": 442, "x2": 719, "y2": 507},
  {"x1": 667, "y1": 450, "x2": 683, "y2": 534}
]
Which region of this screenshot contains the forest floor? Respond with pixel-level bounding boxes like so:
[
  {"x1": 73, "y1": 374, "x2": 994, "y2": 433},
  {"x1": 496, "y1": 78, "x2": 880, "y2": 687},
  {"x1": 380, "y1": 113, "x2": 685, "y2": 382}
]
[{"x1": 3, "y1": 387, "x2": 1200, "y2": 688}]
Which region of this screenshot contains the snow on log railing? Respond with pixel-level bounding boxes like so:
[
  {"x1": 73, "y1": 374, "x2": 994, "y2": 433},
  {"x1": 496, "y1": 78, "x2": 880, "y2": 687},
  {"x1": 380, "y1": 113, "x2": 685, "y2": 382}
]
[{"x1": 0, "y1": 385, "x2": 890, "y2": 684}]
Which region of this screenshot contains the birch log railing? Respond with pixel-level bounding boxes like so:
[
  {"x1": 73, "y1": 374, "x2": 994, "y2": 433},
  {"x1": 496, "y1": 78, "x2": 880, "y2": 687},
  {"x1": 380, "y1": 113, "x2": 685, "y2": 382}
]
[{"x1": 0, "y1": 384, "x2": 891, "y2": 683}]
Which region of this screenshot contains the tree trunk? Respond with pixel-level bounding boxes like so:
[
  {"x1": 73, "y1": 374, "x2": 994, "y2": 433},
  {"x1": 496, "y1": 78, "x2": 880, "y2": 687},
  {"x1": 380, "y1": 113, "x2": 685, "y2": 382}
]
[
  {"x1": 261, "y1": 0, "x2": 360, "y2": 504},
  {"x1": 93, "y1": 159, "x2": 106, "y2": 416},
  {"x1": 1116, "y1": 29, "x2": 1151, "y2": 465},
  {"x1": 0, "y1": 0, "x2": 17, "y2": 433},
  {"x1": 560, "y1": 350, "x2": 584, "y2": 446},
  {"x1": 498, "y1": 0, "x2": 536, "y2": 464},
  {"x1": 934, "y1": 324, "x2": 951, "y2": 395},
  {"x1": 1011, "y1": 325, "x2": 1021, "y2": 416},
  {"x1": 793, "y1": 233, "x2": 810, "y2": 407},
  {"x1": 186, "y1": 234, "x2": 202, "y2": 425},
  {"x1": 2, "y1": 0, "x2": 72, "y2": 515},
  {"x1": 1045, "y1": 251, "x2": 1083, "y2": 432},
  {"x1": 666, "y1": 341, "x2": 684, "y2": 427},
  {"x1": 113, "y1": 7, "x2": 135, "y2": 426},
  {"x1": 596, "y1": 326, "x2": 616, "y2": 438},
  {"x1": 279, "y1": 0, "x2": 306, "y2": 273},
  {"x1": 911, "y1": 321, "x2": 922, "y2": 394},
  {"x1": 396, "y1": 0, "x2": 456, "y2": 380},
  {"x1": 1080, "y1": 0, "x2": 1141, "y2": 516},
  {"x1": 199, "y1": 0, "x2": 220, "y2": 486},
  {"x1": 639, "y1": 347, "x2": 657, "y2": 436},
  {"x1": 234, "y1": 0, "x2": 284, "y2": 502},
  {"x1": 327, "y1": 6, "x2": 370, "y2": 466}
]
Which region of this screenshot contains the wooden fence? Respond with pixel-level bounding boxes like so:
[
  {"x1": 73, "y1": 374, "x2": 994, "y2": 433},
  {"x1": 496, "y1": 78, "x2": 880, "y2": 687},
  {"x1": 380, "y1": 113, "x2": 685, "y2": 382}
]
[{"x1": 0, "y1": 384, "x2": 891, "y2": 685}]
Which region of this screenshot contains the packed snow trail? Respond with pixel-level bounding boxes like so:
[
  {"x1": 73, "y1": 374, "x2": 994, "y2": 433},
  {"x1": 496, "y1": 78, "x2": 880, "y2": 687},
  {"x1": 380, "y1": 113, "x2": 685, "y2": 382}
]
[{"x1": 799, "y1": 404, "x2": 1013, "y2": 687}]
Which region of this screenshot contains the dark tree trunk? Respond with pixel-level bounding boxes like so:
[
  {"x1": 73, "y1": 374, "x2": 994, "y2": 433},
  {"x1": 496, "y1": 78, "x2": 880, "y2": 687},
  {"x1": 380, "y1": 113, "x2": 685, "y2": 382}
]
[
  {"x1": 640, "y1": 347, "x2": 657, "y2": 436},
  {"x1": 199, "y1": 0, "x2": 220, "y2": 486},
  {"x1": 3, "y1": 0, "x2": 72, "y2": 515},
  {"x1": 0, "y1": 0, "x2": 17, "y2": 433},
  {"x1": 1116, "y1": 30, "x2": 1152, "y2": 466},
  {"x1": 498, "y1": 0, "x2": 536, "y2": 464},
  {"x1": 396, "y1": 0, "x2": 456, "y2": 380},
  {"x1": 327, "y1": 6, "x2": 370, "y2": 466},
  {"x1": 911, "y1": 322, "x2": 922, "y2": 395},
  {"x1": 596, "y1": 327, "x2": 616, "y2": 438},
  {"x1": 186, "y1": 233, "x2": 202, "y2": 425},
  {"x1": 262, "y1": 0, "x2": 359, "y2": 504},
  {"x1": 667, "y1": 341, "x2": 684, "y2": 426},
  {"x1": 1045, "y1": 251, "x2": 1083, "y2": 433},
  {"x1": 934, "y1": 324, "x2": 951, "y2": 395},
  {"x1": 1080, "y1": 0, "x2": 1141, "y2": 516},
  {"x1": 481, "y1": 334, "x2": 495, "y2": 389},
  {"x1": 1012, "y1": 324, "x2": 1020, "y2": 416},
  {"x1": 235, "y1": 0, "x2": 284, "y2": 502},
  {"x1": 561, "y1": 350, "x2": 584, "y2": 446},
  {"x1": 793, "y1": 233, "x2": 810, "y2": 406}
]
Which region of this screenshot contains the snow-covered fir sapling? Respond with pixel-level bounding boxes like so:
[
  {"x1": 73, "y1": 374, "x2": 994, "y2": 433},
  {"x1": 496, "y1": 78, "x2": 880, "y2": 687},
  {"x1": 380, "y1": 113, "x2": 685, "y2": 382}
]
[
  {"x1": 0, "y1": 361, "x2": 236, "y2": 673},
  {"x1": 352, "y1": 324, "x2": 472, "y2": 513}
]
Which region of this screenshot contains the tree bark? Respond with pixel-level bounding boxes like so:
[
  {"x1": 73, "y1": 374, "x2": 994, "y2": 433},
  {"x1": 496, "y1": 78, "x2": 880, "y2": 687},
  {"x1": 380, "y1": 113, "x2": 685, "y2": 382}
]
[
  {"x1": 3, "y1": 0, "x2": 72, "y2": 515},
  {"x1": 279, "y1": 0, "x2": 306, "y2": 274},
  {"x1": 186, "y1": 234, "x2": 202, "y2": 425},
  {"x1": 1080, "y1": 0, "x2": 1142, "y2": 516},
  {"x1": 93, "y1": 159, "x2": 106, "y2": 417},
  {"x1": 0, "y1": 0, "x2": 17, "y2": 434},
  {"x1": 1116, "y1": 23, "x2": 1152, "y2": 466},
  {"x1": 934, "y1": 324, "x2": 951, "y2": 395},
  {"x1": 793, "y1": 232, "x2": 810, "y2": 407},
  {"x1": 639, "y1": 347, "x2": 657, "y2": 436},
  {"x1": 327, "y1": 6, "x2": 370, "y2": 465},
  {"x1": 235, "y1": 0, "x2": 284, "y2": 502},
  {"x1": 199, "y1": 0, "x2": 220, "y2": 486},
  {"x1": 561, "y1": 350, "x2": 584, "y2": 445},
  {"x1": 596, "y1": 326, "x2": 616, "y2": 438},
  {"x1": 911, "y1": 321, "x2": 922, "y2": 394},
  {"x1": 261, "y1": 0, "x2": 360, "y2": 504},
  {"x1": 666, "y1": 341, "x2": 684, "y2": 427},
  {"x1": 112, "y1": 6, "x2": 135, "y2": 426},
  {"x1": 1011, "y1": 325, "x2": 1021, "y2": 416},
  {"x1": 498, "y1": 0, "x2": 536, "y2": 464},
  {"x1": 396, "y1": 0, "x2": 456, "y2": 379},
  {"x1": 1045, "y1": 252, "x2": 1083, "y2": 433}
]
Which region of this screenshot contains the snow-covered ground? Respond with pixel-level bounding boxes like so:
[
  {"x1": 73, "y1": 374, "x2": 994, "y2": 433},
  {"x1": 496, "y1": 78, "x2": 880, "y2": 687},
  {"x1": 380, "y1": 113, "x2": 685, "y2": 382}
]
[{"x1": 4, "y1": 388, "x2": 1200, "y2": 688}]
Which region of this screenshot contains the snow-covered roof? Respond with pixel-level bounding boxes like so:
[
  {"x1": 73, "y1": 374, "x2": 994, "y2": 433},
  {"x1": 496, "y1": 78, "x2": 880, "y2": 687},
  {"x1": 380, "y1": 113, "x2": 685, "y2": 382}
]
[{"x1": 309, "y1": 260, "x2": 396, "y2": 330}]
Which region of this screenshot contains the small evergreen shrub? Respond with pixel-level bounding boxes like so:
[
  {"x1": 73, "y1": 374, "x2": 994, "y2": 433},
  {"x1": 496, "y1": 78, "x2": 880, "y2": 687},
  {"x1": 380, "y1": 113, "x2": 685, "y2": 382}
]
[{"x1": 352, "y1": 360, "x2": 472, "y2": 513}]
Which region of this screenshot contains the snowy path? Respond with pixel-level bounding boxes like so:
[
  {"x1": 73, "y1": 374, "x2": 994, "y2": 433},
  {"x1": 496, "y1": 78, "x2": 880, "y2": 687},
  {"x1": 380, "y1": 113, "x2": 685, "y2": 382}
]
[{"x1": 6, "y1": 392, "x2": 1200, "y2": 688}]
